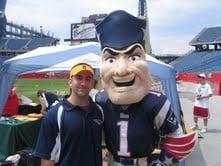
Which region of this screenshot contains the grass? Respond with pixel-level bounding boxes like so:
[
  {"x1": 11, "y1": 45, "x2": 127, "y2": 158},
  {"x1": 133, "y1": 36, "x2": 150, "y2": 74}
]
[{"x1": 16, "y1": 79, "x2": 69, "y2": 103}]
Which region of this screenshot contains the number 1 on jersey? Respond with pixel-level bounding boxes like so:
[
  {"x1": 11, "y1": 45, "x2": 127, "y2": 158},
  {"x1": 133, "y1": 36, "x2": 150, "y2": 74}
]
[{"x1": 117, "y1": 121, "x2": 130, "y2": 156}]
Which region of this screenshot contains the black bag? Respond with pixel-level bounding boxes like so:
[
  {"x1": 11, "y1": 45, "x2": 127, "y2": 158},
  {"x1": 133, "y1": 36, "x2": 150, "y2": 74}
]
[
  {"x1": 18, "y1": 105, "x2": 41, "y2": 115},
  {"x1": 0, "y1": 160, "x2": 13, "y2": 166},
  {"x1": 17, "y1": 149, "x2": 40, "y2": 166}
]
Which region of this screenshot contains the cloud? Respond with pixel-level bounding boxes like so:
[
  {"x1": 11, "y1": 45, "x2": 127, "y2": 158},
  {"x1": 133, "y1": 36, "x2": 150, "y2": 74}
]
[
  {"x1": 149, "y1": 0, "x2": 219, "y2": 27},
  {"x1": 151, "y1": 34, "x2": 194, "y2": 54},
  {"x1": 6, "y1": 0, "x2": 139, "y2": 39},
  {"x1": 5, "y1": 0, "x2": 221, "y2": 54}
]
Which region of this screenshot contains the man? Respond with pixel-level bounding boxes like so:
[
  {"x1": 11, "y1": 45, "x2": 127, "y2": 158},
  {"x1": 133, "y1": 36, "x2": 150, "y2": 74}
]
[
  {"x1": 95, "y1": 10, "x2": 196, "y2": 165},
  {"x1": 191, "y1": 73, "x2": 213, "y2": 133},
  {"x1": 35, "y1": 63, "x2": 103, "y2": 166}
]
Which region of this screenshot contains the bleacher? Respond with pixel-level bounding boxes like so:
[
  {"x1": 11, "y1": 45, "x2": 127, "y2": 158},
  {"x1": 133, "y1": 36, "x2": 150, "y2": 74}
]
[
  {"x1": 173, "y1": 50, "x2": 221, "y2": 73},
  {"x1": 199, "y1": 50, "x2": 221, "y2": 71},
  {"x1": 0, "y1": 0, "x2": 59, "y2": 59},
  {"x1": 26, "y1": 38, "x2": 56, "y2": 50},
  {"x1": 6, "y1": 38, "x2": 30, "y2": 50},
  {"x1": 190, "y1": 27, "x2": 221, "y2": 45},
  {"x1": 0, "y1": 38, "x2": 7, "y2": 49},
  {"x1": 172, "y1": 26, "x2": 221, "y2": 73},
  {"x1": 0, "y1": 37, "x2": 57, "y2": 52}
]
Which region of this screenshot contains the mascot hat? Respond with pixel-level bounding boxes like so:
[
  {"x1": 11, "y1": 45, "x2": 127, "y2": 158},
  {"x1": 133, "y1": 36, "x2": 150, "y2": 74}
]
[{"x1": 96, "y1": 10, "x2": 146, "y2": 50}]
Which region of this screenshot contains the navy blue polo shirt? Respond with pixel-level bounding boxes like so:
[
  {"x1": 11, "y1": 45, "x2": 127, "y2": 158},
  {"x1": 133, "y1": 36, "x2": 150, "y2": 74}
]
[
  {"x1": 35, "y1": 97, "x2": 103, "y2": 166},
  {"x1": 95, "y1": 91, "x2": 179, "y2": 158}
]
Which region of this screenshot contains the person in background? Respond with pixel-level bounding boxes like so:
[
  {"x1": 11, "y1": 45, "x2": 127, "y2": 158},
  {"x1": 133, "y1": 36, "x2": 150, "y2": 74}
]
[
  {"x1": 191, "y1": 73, "x2": 213, "y2": 133},
  {"x1": 2, "y1": 83, "x2": 20, "y2": 116},
  {"x1": 2, "y1": 82, "x2": 59, "y2": 116},
  {"x1": 35, "y1": 63, "x2": 103, "y2": 166},
  {"x1": 37, "y1": 90, "x2": 59, "y2": 115},
  {"x1": 17, "y1": 90, "x2": 58, "y2": 116}
]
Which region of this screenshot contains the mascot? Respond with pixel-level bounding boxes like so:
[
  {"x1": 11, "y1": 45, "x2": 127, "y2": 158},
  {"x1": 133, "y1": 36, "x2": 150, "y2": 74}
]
[{"x1": 95, "y1": 10, "x2": 197, "y2": 166}]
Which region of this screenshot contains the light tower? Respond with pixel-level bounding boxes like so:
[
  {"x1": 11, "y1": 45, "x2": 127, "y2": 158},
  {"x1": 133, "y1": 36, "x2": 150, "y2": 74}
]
[
  {"x1": 138, "y1": 0, "x2": 152, "y2": 55},
  {"x1": 0, "y1": 0, "x2": 7, "y2": 38},
  {"x1": 0, "y1": 0, "x2": 7, "y2": 17}
]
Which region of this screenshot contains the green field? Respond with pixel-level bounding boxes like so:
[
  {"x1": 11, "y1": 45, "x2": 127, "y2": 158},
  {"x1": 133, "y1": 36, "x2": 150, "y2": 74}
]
[{"x1": 17, "y1": 79, "x2": 69, "y2": 103}]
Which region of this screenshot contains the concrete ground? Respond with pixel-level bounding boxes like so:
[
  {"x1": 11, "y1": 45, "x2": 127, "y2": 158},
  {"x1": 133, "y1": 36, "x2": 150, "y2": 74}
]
[{"x1": 178, "y1": 82, "x2": 221, "y2": 166}]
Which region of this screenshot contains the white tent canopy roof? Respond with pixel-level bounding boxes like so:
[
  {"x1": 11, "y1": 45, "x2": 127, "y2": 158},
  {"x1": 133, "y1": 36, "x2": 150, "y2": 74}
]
[
  {"x1": 38, "y1": 53, "x2": 101, "y2": 72},
  {"x1": 0, "y1": 42, "x2": 181, "y2": 121}
]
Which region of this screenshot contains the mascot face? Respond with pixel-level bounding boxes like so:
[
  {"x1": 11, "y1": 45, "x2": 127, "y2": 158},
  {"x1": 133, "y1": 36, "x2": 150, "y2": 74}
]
[{"x1": 101, "y1": 44, "x2": 151, "y2": 104}]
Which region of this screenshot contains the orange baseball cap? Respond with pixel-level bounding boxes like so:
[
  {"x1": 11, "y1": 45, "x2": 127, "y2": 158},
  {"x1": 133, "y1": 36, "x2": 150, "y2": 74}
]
[{"x1": 70, "y1": 63, "x2": 94, "y2": 78}]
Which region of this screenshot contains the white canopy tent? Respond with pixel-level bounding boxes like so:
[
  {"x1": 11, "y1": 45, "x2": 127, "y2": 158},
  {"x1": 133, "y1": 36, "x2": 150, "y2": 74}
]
[{"x1": 0, "y1": 42, "x2": 181, "y2": 122}]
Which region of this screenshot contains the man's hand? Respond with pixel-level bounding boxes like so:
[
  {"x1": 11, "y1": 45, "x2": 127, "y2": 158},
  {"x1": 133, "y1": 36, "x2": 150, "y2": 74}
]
[
  {"x1": 196, "y1": 95, "x2": 202, "y2": 100},
  {"x1": 197, "y1": 94, "x2": 212, "y2": 100}
]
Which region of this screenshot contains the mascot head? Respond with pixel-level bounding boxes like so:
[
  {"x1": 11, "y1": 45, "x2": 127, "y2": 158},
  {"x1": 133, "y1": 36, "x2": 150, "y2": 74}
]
[{"x1": 96, "y1": 10, "x2": 152, "y2": 105}]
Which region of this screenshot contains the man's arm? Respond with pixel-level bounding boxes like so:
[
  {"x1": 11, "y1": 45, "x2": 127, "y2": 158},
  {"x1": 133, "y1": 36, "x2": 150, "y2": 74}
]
[
  {"x1": 41, "y1": 159, "x2": 55, "y2": 166},
  {"x1": 34, "y1": 106, "x2": 60, "y2": 164},
  {"x1": 150, "y1": 94, "x2": 196, "y2": 165},
  {"x1": 198, "y1": 94, "x2": 212, "y2": 100}
]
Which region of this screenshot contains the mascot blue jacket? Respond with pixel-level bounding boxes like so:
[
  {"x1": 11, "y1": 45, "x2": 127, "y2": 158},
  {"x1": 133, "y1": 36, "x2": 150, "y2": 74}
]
[{"x1": 95, "y1": 10, "x2": 197, "y2": 166}]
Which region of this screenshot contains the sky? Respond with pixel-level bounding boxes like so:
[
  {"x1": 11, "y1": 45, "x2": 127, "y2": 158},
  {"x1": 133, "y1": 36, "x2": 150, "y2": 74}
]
[{"x1": 5, "y1": 0, "x2": 221, "y2": 55}]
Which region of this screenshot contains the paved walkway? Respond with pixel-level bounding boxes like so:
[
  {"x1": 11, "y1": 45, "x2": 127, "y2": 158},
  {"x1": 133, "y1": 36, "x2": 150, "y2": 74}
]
[{"x1": 178, "y1": 82, "x2": 221, "y2": 166}]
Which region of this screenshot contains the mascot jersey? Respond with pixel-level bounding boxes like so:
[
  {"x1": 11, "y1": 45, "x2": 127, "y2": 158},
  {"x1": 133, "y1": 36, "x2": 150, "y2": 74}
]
[
  {"x1": 95, "y1": 10, "x2": 197, "y2": 165},
  {"x1": 96, "y1": 90, "x2": 179, "y2": 158}
]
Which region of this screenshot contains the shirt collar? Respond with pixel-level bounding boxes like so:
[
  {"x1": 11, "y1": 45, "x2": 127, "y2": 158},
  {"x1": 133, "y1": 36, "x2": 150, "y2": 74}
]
[{"x1": 62, "y1": 97, "x2": 95, "y2": 112}]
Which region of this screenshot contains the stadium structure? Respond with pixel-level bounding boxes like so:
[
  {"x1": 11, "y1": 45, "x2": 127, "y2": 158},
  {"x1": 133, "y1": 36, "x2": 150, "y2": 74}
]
[
  {"x1": 173, "y1": 26, "x2": 221, "y2": 95},
  {"x1": 65, "y1": 0, "x2": 153, "y2": 55},
  {"x1": 64, "y1": 13, "x2": 107, "y2": 44},
  {"x1": 0, "y1": 0, "x2": 59, "y2": 65},
  {"x1": 138, "y1": 0, "x2": 152, "y2": 55}
]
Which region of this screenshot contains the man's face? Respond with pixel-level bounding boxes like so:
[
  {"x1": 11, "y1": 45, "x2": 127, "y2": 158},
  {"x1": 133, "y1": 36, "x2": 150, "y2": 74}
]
[
  {"x1": 69, "y1": 72, "x2": 94, "y2": 97},
  {"x1": 199, "y1": 77, "x2": 206, "y2": 85},
  {"x1": 101, "y1": 44, "x2": 151, "y2": 104}
]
